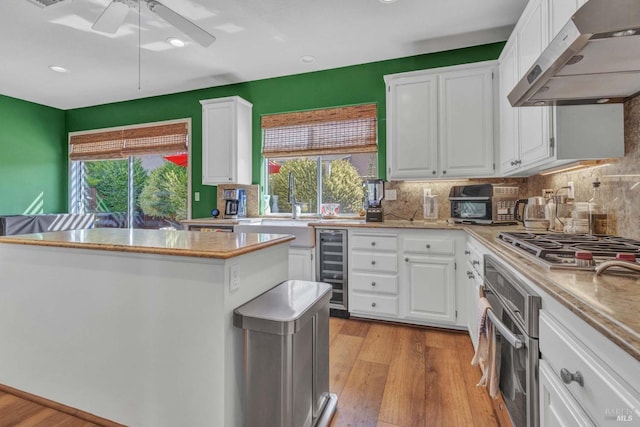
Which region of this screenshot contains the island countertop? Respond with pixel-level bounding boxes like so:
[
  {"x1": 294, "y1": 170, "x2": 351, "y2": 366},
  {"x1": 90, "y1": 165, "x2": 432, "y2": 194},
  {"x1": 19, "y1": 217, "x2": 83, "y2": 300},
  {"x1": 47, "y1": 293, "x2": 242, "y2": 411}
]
[{"x1": 0, "y1": 228, "x2": 295, "y2": 259}]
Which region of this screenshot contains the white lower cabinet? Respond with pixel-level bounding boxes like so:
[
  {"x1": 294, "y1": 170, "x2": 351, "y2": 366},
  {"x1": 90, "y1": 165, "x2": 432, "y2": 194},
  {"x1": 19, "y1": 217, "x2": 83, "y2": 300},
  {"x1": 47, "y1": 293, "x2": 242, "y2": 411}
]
[
  {"x1": 539, "y1": 360, "x2": 596, "y2": 427},
  {"x1": 403, "y1": 255, "x2": 456, "y2": 324},
  {"x1": 348, "y1": 230, "x2": 400, "y2": 319},
  {"x1": 348, "y1": 228, "x2": 466, "y2": 328},
  {"x1": 539, "y1": 310, "x2": 640, "y2": 426},
  {"x1": 288, "y1": 247, "x2": 315, "y2": 281}
]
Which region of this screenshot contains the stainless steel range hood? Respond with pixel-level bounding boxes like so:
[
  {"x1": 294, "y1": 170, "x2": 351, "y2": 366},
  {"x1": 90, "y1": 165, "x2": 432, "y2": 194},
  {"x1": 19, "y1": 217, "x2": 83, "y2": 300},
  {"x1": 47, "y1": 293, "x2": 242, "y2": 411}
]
[{"x1": 509, "y1": 0, "x2": 640, "y2": 107}]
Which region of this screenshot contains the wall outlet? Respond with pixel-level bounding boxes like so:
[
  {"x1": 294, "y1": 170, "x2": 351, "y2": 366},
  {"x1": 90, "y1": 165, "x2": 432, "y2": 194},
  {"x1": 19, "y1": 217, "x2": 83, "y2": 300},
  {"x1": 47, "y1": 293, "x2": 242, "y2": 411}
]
[
  {"x1": 385, "y1": 189, "x2": 397, "y2": 201},
  {"x1": 567, "y1": 182, "x2": 575, "y2": 199},
  {"x1": 229, "y1": 263, "x2": 240, "y2": 292}
]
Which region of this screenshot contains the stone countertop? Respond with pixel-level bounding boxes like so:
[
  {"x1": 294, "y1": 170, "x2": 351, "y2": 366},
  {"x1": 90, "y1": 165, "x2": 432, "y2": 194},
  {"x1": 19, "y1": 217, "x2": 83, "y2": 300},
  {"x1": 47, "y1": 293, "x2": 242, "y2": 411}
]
[
  {"x1": 181, "y1": 218, "x2": 242, "y2": 226},
  {"x1": 465, "y1": 225, "x2": 640, "y2": 362},
  {"x1": 0, "y1": 228, "x2": 295, "y2": 259}
]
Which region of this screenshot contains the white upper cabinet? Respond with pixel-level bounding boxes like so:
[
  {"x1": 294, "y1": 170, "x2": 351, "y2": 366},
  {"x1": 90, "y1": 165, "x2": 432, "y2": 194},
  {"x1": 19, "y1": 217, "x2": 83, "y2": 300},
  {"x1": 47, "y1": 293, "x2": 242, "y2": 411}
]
[
  {"x1": 385, "y1": 73, "x2": 438, "y2": 179},
  {"x1": 200, "y1": 96, "x2": 252, "y2": 185},
  {"x1": 498, "y1": 0, "x2": 623, "y2": 176},
  {"x1": 385, "y1": 61, "x2": 497, "y2": 180},
  {"x1": 438, "y1": 66, "x2": 496, "y2": 177}
]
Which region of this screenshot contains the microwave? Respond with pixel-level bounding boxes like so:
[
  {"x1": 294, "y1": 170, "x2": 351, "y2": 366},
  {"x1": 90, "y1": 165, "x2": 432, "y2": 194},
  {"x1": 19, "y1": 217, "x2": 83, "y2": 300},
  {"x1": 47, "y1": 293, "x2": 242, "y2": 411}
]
[{"x1": 449, "y1": 184, "x2": 519, "y2": 224}]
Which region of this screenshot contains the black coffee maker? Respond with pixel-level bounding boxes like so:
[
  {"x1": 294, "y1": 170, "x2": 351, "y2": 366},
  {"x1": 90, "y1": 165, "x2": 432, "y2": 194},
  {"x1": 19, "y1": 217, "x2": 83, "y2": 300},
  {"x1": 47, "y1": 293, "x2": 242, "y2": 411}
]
[
  {"x1": 364, "y1": 179, "x2": 384, "y2": 222},
  {"x1": 222, "y1": 188, "x2": 247, "y2": 219}
]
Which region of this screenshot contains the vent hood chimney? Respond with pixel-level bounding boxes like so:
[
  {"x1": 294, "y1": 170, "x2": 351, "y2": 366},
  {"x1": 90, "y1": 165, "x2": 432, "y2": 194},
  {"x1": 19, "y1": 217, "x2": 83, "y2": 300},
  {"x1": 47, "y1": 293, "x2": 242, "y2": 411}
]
[{"x1": 509, "y1": 0, "x2": 640, "y2": 107}]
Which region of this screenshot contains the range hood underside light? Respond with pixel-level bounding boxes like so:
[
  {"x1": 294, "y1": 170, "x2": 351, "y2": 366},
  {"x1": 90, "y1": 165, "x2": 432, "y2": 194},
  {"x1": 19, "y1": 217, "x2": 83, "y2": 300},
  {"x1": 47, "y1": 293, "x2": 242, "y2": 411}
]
[{"x1": 509, "y1": 0, "x2": 640, "y2": 107}]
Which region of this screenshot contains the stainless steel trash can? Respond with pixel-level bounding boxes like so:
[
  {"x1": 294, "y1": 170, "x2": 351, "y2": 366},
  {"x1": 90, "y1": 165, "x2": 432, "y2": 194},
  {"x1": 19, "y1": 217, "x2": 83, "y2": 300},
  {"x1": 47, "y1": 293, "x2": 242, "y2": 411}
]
[{"x1": 233, "y1": 280, "x2": 338, "y2": 427}]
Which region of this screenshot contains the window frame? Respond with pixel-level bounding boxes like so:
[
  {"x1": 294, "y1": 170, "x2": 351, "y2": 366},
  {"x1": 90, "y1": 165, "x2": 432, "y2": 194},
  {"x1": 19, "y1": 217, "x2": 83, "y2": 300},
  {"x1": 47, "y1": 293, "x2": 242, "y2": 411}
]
[{"x1": 68, "y1": 118, "x2": 192, "y2": 224}]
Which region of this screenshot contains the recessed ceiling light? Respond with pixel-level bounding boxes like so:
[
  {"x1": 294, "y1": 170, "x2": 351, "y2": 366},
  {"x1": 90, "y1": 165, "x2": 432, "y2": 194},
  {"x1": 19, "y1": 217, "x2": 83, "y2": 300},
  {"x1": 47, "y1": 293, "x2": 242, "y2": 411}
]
[
  {"x1": 596, "y1": 98, "x2": 611, "y2": 104},
  {"x1": 167, "y1": 37, "x2": 185, "y2": 47},
  {"x1": 612, "y1": 29, "x2": 636, "y2": 37},
  {"x1": 49, "y1": 65, "x2": 68, "y2": 73},
  {"x1": 300, "y1": 55, "x2": 315, "y2": 63},
  {"x1": 379, "y1": 0, "x2": 398, "y2": 3}
]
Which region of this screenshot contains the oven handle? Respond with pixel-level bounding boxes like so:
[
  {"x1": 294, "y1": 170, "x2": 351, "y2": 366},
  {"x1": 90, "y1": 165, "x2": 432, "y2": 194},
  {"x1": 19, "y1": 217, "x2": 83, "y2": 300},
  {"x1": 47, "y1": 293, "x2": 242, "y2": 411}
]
[{"x1": 487, "y1": 309, "x2": 524, "y2": 349}]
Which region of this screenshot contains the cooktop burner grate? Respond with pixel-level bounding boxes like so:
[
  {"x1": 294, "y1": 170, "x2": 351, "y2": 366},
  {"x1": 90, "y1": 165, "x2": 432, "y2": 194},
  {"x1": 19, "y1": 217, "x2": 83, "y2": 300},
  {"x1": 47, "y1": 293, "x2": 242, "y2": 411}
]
[{"x1": 496, "y1": 231, "x2": 640, "y2": 270}]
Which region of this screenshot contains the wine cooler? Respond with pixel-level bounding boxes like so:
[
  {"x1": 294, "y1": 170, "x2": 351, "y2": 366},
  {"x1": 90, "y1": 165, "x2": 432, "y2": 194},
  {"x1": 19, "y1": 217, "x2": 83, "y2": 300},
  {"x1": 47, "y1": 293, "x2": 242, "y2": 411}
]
[{"x1": 316, "y1": 229, "x2": 348, "y2": 317}]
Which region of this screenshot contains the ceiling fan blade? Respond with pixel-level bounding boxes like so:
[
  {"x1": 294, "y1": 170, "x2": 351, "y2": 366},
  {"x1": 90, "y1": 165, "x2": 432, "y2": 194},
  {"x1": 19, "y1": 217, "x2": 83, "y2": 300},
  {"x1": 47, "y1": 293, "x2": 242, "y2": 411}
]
[
  {"x1": 92, "y1": 0, "x2": 131, "y2": 33},
  {"x1": 146, "y1": 0, "x2": 215, "y2": 47}
]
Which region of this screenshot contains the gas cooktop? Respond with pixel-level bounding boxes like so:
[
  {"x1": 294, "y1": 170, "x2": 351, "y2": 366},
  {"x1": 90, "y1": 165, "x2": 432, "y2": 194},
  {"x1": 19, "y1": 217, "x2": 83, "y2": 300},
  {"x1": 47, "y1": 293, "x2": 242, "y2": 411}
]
[{"x1": 496, "y1": 232, "x2": 640, "y2": 270}]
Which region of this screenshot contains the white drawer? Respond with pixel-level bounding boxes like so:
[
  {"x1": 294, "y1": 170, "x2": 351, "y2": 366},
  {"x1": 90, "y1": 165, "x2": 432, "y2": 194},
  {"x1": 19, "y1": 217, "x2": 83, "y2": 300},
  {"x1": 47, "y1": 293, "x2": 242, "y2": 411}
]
[
  {"x1": 403, "y1": 237, "x2": 454, "y2": 255},
  {"x1": 350, "y1": 233, "x2": 398, "y2": 251},
  {"x1": 539, "y1": 311, "x2": 640, "y2": 425},
  {"x1": 351, "y1": 273, "x2": 398, "y2": 294},
  {"x1": 351, "y1": 252, "x2": 397, "y2": 273},
  {"x1": 350, "y1": 293, "x2": 398, "y2": 316}
]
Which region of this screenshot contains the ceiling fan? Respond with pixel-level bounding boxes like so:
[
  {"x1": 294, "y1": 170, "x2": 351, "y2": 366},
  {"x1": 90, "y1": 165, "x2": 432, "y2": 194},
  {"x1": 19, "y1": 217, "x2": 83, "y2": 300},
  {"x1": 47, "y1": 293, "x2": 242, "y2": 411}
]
[{"x1": 92, "y1": 0, "x2": 216, "y2": 47}]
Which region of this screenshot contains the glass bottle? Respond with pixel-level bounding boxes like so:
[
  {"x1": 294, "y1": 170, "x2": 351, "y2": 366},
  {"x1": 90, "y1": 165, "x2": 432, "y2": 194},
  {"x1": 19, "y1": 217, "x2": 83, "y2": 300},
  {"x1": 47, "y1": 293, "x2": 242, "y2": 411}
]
[{"x1": 588, "y1": 180, "x2": 608, "y2": 235}]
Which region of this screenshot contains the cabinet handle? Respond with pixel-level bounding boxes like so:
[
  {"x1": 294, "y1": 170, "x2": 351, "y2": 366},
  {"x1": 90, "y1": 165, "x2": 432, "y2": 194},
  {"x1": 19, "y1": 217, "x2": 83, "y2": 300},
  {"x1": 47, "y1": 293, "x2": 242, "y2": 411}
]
[
  {"x1": 467, "y1": 271, "x2": 474, "y2": 279},
  {"x1": 432, "y1": 171, "x2": 436, "y2": 175},
  {"x1": 228, "y1": 177, "x2": 233, "y2": 181},
  {"x1": 371, "y1": 260, "x2": 376, "y2": 265},
  {"x1": 560, "y1": 368, "x2": 584, "y2": 387},
  {"x1": 404, "y1": 257, "x2": 409, "y2": 262},
  {"x1": 371, "y1": 302, "x2": 377, "y2": 308},
  {"x1": 516, "y1": 160, "x2": 522, "y2": 165},
  {"x1": 472, "y1": 260, "x2": 480, "y2": 266},
  {"x1": 426, "y1": 244, "x2": 431, "y2": 249},
  {"x1": 371, "y1": 282, "x2": 376, "y2": 287},
  {"x1": 371, "y1": 241, "x2": 376, "y2": 246},
  {"x1": 465, "y1": 250, "x2": 471, "y2": 255},
  {"x1": 442, "y1": 170, "x2": 447, "y2": 174},
  {"x1": 510, "y1": 161, "x2": 515, "y2": 166}
]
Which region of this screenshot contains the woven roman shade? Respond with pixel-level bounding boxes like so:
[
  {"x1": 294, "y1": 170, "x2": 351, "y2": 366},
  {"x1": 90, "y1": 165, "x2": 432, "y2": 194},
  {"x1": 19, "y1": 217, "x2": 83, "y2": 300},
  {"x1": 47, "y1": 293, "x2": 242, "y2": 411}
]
[
  {"x1": 69, "y1": 122, "x2": 188, "y2": 161},
  {"x1": 262, "y1": 104, "x2": 377, "y2": 158}
]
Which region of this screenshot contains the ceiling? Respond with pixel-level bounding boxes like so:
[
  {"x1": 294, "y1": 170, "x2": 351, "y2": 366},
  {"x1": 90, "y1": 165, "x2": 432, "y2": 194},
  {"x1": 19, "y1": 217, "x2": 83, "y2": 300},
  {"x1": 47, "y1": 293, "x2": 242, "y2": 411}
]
[{"x1": 0, "y1": 0, "x2": 527, "y2": 110}]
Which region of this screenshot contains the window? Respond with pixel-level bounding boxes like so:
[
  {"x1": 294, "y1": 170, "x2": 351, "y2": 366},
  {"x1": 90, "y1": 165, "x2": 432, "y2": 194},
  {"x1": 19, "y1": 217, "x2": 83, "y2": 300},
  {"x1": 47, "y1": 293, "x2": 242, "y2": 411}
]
[
  {"x1": 69, "y1": 120, "x2": 190, "y2": 229},
  {"x1": 262, "y1": 104, "x2": 377, "y2": 216}
]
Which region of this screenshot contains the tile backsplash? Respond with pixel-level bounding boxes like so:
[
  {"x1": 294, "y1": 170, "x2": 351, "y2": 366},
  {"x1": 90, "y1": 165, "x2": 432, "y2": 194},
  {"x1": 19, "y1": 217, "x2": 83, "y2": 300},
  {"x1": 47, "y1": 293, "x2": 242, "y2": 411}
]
[{"x1": 382, "y1": 96, "x2": 640, "y2": 238}]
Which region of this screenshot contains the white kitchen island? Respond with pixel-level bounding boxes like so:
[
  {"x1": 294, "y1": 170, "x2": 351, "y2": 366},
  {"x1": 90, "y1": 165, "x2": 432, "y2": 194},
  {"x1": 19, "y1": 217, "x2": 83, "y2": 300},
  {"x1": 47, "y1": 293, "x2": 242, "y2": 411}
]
[{"x1": 0, "y1": 228, "x2": 293, "y2": 427}]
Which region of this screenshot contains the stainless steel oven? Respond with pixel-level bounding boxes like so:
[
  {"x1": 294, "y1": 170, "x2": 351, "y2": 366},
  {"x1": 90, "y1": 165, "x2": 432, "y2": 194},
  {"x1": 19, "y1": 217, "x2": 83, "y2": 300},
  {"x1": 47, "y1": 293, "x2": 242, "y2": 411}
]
[{"x1": 484, "y1": 255, "x2": 541, "y2": 427}]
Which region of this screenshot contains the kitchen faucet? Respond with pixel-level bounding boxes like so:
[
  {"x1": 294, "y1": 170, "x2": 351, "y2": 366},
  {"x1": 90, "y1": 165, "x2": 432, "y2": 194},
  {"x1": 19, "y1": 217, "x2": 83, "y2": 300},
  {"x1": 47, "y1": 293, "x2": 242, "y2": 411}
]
[{"x1": 288, "y1": 172, "x2": 298, "y2": 219}]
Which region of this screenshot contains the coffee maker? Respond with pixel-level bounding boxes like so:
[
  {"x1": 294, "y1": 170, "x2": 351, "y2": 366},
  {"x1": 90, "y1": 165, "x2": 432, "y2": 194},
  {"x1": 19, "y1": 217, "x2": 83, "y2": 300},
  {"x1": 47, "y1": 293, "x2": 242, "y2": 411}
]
[
  {"x1": 222, "y1": 188, "x2": 247, "y2": 219},
  {"x1": 364, "y1": 179, "x2": 384, "y2": 222}
]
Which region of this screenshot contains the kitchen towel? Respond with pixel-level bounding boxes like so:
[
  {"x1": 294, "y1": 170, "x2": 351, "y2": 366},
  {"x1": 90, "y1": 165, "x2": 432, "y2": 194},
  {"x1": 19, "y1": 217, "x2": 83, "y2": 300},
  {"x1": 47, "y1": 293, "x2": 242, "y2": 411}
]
[{"x1": 471, "y1": 297, "x2": 499, "y2": 399}]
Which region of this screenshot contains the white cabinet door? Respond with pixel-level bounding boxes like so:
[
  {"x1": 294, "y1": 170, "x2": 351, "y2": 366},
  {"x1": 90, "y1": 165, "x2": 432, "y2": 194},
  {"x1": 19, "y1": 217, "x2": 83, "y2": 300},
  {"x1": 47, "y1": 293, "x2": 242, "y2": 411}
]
[
  {"x1": 439, "y1": 65, "x2": 495, "y2": 177},
  {"x1": 499, "y1": 41, "x2": 521, "y2": 175},
  {"x1": 403, "y1": 256, "x2": 456, "y2": 325},
  {"x1": 539, "y1": 360, "x2": 596, "y2": 427},
  {"x1": 549, "y1": 0, "x2": 584, "y2": 40},
  {"x1": 516, "y1": 0, "x2": 552, "y2": 169},
  {"x1": 288, "y1": 248, "x2": 314, "y2": 281},
  {"x1": 386, "y1": 73, "x2": 438, "y2": 179},
  {"x1": 201, "y1": 96, "x2": 252, "y2": 185}
]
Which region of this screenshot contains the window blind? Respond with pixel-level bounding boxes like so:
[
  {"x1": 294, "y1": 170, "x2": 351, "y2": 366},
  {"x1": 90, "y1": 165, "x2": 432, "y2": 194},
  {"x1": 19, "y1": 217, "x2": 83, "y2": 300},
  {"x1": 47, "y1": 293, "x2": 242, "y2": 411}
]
[
  {"x1": 262, "y1": 104, "x2": 377, "y2": 158},
  {"x1": 69, "y1": 122, "x2": 188, "y2": 161}
]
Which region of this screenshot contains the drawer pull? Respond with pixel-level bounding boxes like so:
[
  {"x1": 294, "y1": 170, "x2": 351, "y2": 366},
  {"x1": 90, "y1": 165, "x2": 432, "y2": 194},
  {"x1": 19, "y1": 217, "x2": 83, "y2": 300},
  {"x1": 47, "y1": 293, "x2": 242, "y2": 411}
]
[
  {"x1": 464, "y1": 250, "x2": 471, "y2": 255},
  {"x1": 560, "y1": 368, "x2": 584, "y2": 387},
  {"x1": 371, "y1": 302, "x2": 377, "y2": 308},
  {"x1": 472, "y1": 260, "x2": 480, "y2": 266},
  {"x1": 371, "y1": 282, "x2": 376, "y2": 287},
  {"x1": 426, "y1": 244, "x2": 431, "y2": 249},
  {"x1": 371, "y1": 241, "x2": 376, "y2": 246},
  {"x1": 467, "y1": 271, "x2": 474, "y2": 279},
  {"x1": 404, "y1": 257, "x2": 409, "y2": 262},
  {"x1": 371, "y1": 260, "x2": 376, "y2": 265}
]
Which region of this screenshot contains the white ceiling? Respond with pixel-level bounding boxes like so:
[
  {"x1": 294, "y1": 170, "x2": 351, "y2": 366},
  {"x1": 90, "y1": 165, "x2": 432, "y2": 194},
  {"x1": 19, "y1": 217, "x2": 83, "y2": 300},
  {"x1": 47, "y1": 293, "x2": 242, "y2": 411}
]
[{"x1": 0, "y1": 0, "x2": 527, "y2": 110}]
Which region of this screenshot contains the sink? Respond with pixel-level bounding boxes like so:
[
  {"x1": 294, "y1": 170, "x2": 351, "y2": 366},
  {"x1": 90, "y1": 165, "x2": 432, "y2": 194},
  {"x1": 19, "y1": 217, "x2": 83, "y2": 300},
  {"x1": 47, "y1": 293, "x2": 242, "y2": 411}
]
[{"x1": 233, "y1": 219, "x2": 315, "y2": 248}]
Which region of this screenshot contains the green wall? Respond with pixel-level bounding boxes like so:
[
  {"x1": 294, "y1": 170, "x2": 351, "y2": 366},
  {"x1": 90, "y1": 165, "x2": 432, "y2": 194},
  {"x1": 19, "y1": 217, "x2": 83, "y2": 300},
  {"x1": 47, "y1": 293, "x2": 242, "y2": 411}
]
[
  {"x1": 66, "y1": 42, "x2": 504, "y2": 219},
  {"x1": 0, "y1": 94, "x2": 66, "y2": 215}
]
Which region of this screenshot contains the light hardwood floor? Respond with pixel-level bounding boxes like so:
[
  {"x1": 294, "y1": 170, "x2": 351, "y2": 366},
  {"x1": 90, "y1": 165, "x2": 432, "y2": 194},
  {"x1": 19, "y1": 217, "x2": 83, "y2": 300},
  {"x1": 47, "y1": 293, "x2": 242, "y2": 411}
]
[
  {"x1": 328, "y1": 317, "x2": 512, "y2": 427},
  {"x1": 0, "y1": 318, "x2": 511, "y2": 427}
]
